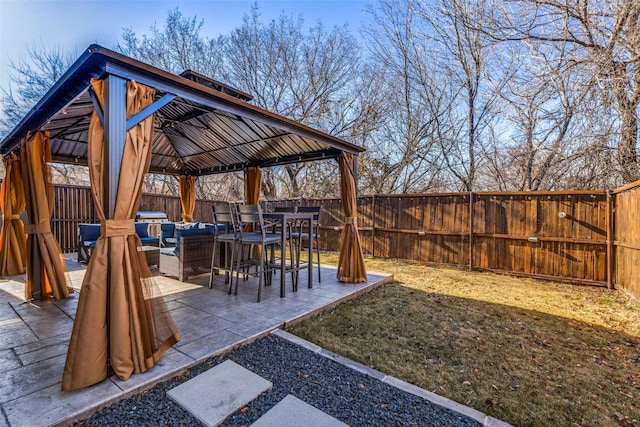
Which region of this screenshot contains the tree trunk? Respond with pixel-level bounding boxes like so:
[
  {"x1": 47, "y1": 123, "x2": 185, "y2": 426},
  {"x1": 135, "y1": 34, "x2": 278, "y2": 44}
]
[{"x1": 618, "y1": 105, "x2": 639, "y2": 182}]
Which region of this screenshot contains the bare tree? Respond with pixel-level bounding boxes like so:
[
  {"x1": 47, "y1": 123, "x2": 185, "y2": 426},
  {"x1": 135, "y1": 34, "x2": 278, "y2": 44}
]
[
  {"x1": 418, "y1": 0, "x2": 503, "y2": 191},
  {"x1": 117, "y1": 8, "x2": 223, "y2": 77},
  {"x1": 0, "y1": 43, "x2": 87, "y2": 183},
  {"x1": 0, "y1": 43, "x2": 75, "y2": 139},
  {"x1": 361, "y1": 0, "x2": 448, "y2": 194},
  {"x1": 118, "y1": 8, "x2": 232, "y2": 197},
  {"x1": 223, "y1": 5, "x2": 372, "y2": 198},
  {"x1": 486, "y1": 38, "x2": 596, "y2": 190},
  {"x1": 483, "y1": 0, "x2": 640, "y2": 182}
]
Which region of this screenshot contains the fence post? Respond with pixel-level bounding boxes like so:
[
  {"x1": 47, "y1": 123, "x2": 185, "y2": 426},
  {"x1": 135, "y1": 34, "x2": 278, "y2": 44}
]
[
  {"x1": 469, "y1": 191, "x2": 474, "y2": 270},
  {"x1": 371, "y1": 194, "x2": 376, "y2": 257},
  {"x1": 606, "y1": 190, "x2": 613, "y2": 289}
]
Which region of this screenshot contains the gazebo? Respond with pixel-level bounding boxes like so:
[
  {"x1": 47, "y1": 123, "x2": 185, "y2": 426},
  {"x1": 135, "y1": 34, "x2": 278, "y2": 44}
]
[{"x1": 0, "y1": 45, "x2": 367, "y2": 391}]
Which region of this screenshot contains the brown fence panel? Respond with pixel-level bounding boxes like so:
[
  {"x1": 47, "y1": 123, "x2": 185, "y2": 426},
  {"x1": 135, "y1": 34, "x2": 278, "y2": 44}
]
[
  {"x1": 51, "y1": 185, "x2": 96, "y2": 252},
  {"x1": 373, "y1": 194, "x2": 469, "y2": 266},
  {"x1": 139, "y1": 193, "x2": 182, "y2": 221},
  {"x1": 302, "y1": 197, "x2": 346, "y2": 253},
  {"x1": 472, "y1": 192, "x2": 608, "y2": 283},
  {"x1": 614, "y1": 181, "x2": 640, "y2": 299}
]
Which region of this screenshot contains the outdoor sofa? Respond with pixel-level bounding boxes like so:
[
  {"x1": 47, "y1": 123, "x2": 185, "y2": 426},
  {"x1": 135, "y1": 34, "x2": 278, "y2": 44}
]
[
  {"x1": 77, "y1": 222, "x2": 160, "y2": 263},
  {"x1": 158, "y1": 223, "x2": 222, "y2": 282}
]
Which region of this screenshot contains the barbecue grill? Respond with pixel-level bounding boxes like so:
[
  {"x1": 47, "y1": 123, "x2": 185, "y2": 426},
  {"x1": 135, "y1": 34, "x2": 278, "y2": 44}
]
[{"x1": 136, "y1": 211, "x2": 169, "y2": 239}]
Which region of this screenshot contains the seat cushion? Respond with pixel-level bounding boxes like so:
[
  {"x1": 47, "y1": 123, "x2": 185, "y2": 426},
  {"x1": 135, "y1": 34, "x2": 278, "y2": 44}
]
[
  {"x1": 161, "y1": 223, "x2": 176, "y2": 242},
  {"x1": 160, "y1": 247, "x2": 178, "y2": 257},
  {"x1": 177, "y1": 225, "x2": 215, "y2": 238},
  {"x1": 140, "y1": 236, "x2": 160, "y2": 246},
  {"x1": 79, "y1": 224, "x2": 101, "y2": 242},
  {"x1": 135, "y1": 222, "x2": 149, "y2": 238}
]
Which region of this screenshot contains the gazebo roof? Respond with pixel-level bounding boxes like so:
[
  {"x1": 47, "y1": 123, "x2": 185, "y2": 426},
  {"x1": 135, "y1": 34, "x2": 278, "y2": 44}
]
[{"x1": 0, "y1": 44, "x2": 364, "y2": 176}]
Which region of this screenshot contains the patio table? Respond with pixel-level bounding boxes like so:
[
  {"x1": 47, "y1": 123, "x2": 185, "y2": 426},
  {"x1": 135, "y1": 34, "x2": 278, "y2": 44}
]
[{"x1": 263, "y1": 212, "x2": 314, "y2": 297}]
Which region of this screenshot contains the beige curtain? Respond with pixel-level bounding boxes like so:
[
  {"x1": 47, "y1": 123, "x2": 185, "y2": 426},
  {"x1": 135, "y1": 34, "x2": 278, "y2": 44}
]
[
  {"x1": 62, "y1": 78, "x2": 179, "y2": 391},
  {"x1": 20, "y1": 131, "x2": 71, "y2": 300},
  {"x1": 178, "y1": 175, "x2": 196, "y2": 222},
  {"x1": 243, "y1": 166, "x2": 262, "y2": 204},
  {"x1": 0, "y1": 153, "x2": 27, "y2": 276},
  {"x1": 337, "y1": 153, "x2": 367, "y2": 283}
]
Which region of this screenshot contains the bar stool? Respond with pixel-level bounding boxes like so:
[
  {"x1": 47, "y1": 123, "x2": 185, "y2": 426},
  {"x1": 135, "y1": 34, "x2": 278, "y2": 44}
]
[
  {"x1": 234, "y1": 204, "x2": 282, "y2": 302},
  {"x1": 209, "y1": 203, "x2": 238, "y2": 291},
  {"x1": 292, "y1": 206, "x2": 322, "y2": 282}
]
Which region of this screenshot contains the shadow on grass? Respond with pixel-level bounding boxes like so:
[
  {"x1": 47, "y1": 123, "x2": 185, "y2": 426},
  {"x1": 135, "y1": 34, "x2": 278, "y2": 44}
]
[{"x1": 290, "y1": 282, "x2": 640, "y2": 427}]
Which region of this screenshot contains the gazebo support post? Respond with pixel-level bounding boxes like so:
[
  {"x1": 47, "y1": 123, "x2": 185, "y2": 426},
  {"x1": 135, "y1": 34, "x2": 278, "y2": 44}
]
[
  {"x1": 103, "y1": 75, "x2": 127, "y2": 219},
  {"x1": 102, "y1": 75, "x2": 127, "y2": 288}
]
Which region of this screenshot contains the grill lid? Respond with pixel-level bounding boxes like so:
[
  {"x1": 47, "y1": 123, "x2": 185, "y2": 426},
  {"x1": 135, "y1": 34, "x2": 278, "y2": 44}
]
[{"x1": 136, "y1": 211, "x2": 168, "y2": 221}]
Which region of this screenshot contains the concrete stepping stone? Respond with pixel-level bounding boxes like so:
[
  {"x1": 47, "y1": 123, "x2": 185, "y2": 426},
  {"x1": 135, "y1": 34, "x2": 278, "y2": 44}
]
[
  {"x1": 250, "y1": 395, "x2": 348, "y2": 427},
  {"x1": 167, "y1": 359, "x2": 272, "y2": 427}
]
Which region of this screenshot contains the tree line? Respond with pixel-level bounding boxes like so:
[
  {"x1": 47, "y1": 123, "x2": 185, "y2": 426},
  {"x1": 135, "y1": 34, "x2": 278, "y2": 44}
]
[{"x1": 1, "y1": 0, "x2": 638, "y2": 200}]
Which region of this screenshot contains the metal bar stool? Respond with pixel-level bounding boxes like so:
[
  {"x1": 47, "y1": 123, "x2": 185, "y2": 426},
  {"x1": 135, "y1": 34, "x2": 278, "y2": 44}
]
[{"x1": 209, "y1": 202, "x2": 238, "y2": 292}]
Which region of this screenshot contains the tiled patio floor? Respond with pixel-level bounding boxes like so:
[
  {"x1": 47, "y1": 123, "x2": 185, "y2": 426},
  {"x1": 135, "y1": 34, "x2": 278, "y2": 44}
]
[{"x1": 0, "y1": 254, "x2": 392, "y2": 427}]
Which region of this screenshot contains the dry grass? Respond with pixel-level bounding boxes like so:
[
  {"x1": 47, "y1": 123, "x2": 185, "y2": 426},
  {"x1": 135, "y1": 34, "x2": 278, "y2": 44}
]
[{"x1": 291, "y1": 253, "x2": 640, "y2": 426}]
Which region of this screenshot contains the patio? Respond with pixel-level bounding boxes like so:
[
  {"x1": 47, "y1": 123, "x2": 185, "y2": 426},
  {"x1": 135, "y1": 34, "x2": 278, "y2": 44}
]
[{"x1": 0, "y1": 254, "x2": 391, "y2": 427}]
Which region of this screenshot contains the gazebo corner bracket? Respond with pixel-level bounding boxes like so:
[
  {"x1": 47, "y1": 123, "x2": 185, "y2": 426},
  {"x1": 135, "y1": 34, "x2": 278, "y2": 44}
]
[
  {"x1": 126, "y1": 93, "x2": 176, "y2": 131},
  {"x1": 89, "y1": 87, "x2": 104, "y2": 126}
]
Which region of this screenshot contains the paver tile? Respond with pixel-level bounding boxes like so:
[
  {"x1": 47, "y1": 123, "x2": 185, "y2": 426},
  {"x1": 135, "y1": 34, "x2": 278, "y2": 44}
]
[
  {"x1": 168, "y1": 360, "x2": 272, "y2": 427},
  {"x1": 250, "y1": 395, "x2": 348, "y2": 427}
]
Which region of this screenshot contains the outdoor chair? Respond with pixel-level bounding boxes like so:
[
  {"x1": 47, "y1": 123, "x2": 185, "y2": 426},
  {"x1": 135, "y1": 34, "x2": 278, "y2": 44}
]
[
  {"x1": 209, "y1": 203, "x2": 238, "y2": 291},
  {"x1": 273, "y1": 205, "x2": 297, "y2": 257},
  {"x1": 77, "y1": 223, "x2": 100, "y2": 263},
  {"x1": 78, "y1": 222, "x2": 159, "y2": 263},
  {"x1": 291, "y1": 206, "x2": 322, "y2": 282},
  {"x1": 134, "y1": 222, "x2": 160, "y2": 246},
  {"x1": 159, "y1": 224, "x2": 216, "y2": 282},
  {"x1": 234, "y1": 204, "x2": 282, "y2": 302},
  {"x1": 160, "y1": 223, "x2": 177, "y2": 247}
]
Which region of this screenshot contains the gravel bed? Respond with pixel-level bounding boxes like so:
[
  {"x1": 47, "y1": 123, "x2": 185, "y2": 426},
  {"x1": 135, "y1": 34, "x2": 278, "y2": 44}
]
[{"x1": 70, "y1": 334, "x2": 481, "y2": 426}]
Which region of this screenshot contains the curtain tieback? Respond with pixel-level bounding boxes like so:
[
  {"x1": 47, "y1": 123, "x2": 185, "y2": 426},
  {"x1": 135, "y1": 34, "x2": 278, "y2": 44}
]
[
  {"x1": 345, "y1": 216, "x2": 356, "y2": 225},
  {"x1": 24, "y1": 222, "x2": 51, "y2": 234},
  {"x1": 101, "y1": 219, "x2": 135, "y2": 237},
  {"x1": 3, "y1": 214, "x2": 21, "y2": 220}
]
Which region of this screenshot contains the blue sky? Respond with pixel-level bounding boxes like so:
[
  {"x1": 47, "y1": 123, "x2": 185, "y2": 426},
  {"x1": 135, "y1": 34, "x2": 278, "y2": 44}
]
[{"x1": 0, "y1": 0, "x2": 370, "y2": 93}]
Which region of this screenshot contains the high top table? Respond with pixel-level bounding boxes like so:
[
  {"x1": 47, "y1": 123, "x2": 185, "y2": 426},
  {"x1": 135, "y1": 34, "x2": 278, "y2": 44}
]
[{"x1": 263, "y1": 211, "x2": 314, "y2": 297}]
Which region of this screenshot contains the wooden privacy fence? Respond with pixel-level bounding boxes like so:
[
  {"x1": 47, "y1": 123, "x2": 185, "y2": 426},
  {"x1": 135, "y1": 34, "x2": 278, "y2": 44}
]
[
  {"x1": 270, "y1": 192, "x2": 610, "y2": 287},
  {"x1": 46, "y1": 183, "x2": 639, "y2": 299}
]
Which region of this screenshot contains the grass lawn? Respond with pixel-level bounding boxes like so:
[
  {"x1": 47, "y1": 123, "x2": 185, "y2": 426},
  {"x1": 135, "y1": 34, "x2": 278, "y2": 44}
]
[{"x1": 290, "y1": 253, "x2": 640, "y2": 427}]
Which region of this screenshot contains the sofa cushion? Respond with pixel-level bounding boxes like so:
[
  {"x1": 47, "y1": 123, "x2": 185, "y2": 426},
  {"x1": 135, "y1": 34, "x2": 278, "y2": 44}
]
[
  {"x1": 135, "y1": 222, "x2": 149, "y2": 238},
  {"x1": 160, "y1": 223, "x2": 176, "y2": 246},
  {"x1": 79, "y1": 223, "x2": 101, "y2": 242},
  {"x1": 160, "y1": 247, "x2": 178, "y2": 257},
  {"x1": 177, "y1": 225, "x2": 215, "y2": 238},
  {"x1": 140, "y1": 236, "x2": 160, "y2": 246}
]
